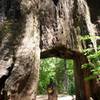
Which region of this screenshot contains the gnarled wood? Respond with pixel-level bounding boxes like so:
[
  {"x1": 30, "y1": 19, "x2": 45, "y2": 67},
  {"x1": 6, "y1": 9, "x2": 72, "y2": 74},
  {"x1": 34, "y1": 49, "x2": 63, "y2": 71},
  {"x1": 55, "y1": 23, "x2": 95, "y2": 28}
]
[{"x1": 0, "y1": 0, "x2": 99, "y2": 100}]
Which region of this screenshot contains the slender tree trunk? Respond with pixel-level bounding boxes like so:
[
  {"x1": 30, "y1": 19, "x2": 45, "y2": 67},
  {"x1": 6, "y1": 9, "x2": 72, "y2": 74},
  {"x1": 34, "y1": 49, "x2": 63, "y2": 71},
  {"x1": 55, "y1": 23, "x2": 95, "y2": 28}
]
[{"x1": 63, "y1": 59, "x2": 67, "y2": 92}]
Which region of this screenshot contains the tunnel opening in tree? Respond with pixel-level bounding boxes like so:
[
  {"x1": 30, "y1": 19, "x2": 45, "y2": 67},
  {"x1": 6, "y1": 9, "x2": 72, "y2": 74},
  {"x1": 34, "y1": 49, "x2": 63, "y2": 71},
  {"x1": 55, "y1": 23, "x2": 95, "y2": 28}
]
[{"x1": 38, "y1": 57, "x2": 75, "y2": 97}]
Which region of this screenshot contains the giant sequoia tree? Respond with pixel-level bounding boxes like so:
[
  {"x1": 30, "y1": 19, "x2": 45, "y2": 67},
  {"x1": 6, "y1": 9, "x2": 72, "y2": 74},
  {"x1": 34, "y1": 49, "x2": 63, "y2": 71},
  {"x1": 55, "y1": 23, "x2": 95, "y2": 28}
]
[{"x1": 0, "y1": 0, "x2": 100, "y2": 100}]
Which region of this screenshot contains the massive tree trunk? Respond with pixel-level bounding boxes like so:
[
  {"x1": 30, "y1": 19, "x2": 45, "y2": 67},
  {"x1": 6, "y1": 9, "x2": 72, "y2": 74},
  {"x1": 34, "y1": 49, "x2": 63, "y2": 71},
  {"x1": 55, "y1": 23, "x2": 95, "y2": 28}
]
[
  {"x1": 0, "y1": 0, "x2": 40, "y2": 100},
  {"x1": 4, "y1": 13, "x2": 40, "y2": 100},
  {"x1": 0, "y1": 0, "x2": 99, "y2": 100}
]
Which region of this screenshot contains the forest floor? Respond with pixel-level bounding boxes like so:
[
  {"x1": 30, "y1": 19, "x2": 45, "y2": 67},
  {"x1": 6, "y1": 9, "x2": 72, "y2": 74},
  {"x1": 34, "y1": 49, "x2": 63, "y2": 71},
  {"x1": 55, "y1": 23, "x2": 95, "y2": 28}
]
[{"x1": 36, "y1": 94, "x2": 75, "y2": 100}]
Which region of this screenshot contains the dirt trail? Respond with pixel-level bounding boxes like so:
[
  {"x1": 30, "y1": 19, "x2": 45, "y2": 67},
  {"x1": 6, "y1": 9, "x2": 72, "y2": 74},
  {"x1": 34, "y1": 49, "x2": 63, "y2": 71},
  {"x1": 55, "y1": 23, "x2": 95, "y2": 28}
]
[{"x1": 36, "y1": 95, "x2": 75, "y2": 100}]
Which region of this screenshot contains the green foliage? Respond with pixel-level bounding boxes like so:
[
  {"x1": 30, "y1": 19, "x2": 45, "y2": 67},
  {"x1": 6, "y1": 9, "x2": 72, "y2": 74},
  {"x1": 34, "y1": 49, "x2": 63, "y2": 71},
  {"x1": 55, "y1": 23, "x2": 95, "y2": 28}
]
[
  {"x1": 81, "y1": 35, "x2": 100, "y2": 80},
  {"x1": 80, "y1": 35, "x2": 100, "y2": 41},
  {"x1": 38, "y1": 58, "x2": 56, "y2": 94},
  {"x1": 0, "y1": 20, "x2": 13, "y2": 33},
  {"x1": 0, "y1": 20, "x2": 13, "y2": 43},
  {"x1": 84, "y1": 75, "x2": 96, "y2": 81},
  {"x1": 55, "y1": 58, "x2": 66, "y2": 93},
  {"x1": 66, "y1": 60, "x2": 75, "y2": 95},
  {"x1": 38, "y1": 58, "x2": 75, "y2": 95}
]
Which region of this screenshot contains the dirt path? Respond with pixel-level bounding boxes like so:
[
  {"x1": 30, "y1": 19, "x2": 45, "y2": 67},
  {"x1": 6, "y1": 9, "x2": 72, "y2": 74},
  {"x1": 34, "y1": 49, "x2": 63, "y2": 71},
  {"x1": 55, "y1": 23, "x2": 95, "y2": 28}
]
[{"x1": 36, "y1": 95, "x2": 75, "y2": 100}]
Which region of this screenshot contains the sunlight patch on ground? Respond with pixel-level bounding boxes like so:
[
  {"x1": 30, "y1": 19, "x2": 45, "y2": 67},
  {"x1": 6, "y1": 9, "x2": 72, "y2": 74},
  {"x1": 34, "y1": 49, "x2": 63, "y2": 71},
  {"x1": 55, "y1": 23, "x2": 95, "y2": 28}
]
[
  {"x1": 36, "y1": 95, "x2": 76, "y2": 100},
  {"x1": 58, "y1": 95, "x2": 75, "y2": 100}
]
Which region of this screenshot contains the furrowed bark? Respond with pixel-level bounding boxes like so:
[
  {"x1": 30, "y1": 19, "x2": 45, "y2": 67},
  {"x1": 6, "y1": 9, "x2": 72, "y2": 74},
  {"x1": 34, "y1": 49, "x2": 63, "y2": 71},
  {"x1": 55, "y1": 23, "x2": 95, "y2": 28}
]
[
  {"x1": 0, "y1": 0, "x2": 99, "y2": 100},
  {"x1": 4, "y1": 12, "x2": 40, "y2": 100}
]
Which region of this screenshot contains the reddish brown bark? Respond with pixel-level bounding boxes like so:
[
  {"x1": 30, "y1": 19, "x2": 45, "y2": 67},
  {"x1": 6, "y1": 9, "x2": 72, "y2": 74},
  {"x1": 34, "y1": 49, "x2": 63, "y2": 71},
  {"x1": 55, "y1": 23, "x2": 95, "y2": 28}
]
[{"x1": 73, "y1": 52, "x2": 91, "y2": 100}]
